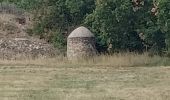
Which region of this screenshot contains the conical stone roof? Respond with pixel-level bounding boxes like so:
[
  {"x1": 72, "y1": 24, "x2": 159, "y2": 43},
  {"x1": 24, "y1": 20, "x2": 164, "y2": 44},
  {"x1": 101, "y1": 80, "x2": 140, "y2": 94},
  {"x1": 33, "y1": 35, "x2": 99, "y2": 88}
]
[{"x1": 68, "y1": 26, "x2": 94, "y2": 38}]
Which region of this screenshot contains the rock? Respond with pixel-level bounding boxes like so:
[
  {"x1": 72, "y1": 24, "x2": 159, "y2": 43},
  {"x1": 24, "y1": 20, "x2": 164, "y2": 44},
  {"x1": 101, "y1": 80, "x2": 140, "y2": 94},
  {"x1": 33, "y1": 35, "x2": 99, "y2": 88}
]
[{"x1": 0, "y1": 38, "x2": 58, "y2": 60}]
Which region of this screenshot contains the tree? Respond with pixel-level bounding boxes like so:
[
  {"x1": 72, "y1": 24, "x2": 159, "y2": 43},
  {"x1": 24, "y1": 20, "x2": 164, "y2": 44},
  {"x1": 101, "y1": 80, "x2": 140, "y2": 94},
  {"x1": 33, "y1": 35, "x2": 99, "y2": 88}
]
[
  {"x1": 158, "y1": 0, "x2": 170, "y2": 52},
  {"x1": 31, "y1": 0, "x2": 95, "y2": 50},
  {"x1": 0, "y1": 0, "x2": 169, "y2": 54},
  {"x1": 84, "y1": 0, "x2": 144, "y2": 53}
]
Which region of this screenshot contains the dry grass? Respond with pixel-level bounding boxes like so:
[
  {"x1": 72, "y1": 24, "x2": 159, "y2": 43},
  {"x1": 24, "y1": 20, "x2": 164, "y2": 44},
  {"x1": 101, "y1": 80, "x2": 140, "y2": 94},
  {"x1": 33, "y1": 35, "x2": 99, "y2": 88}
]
[
  {"x1": 0, "y1": 53, "x2": 168, "y2": 67},
  {"x1": 0, "y1": 53, "x2": 170, "y2": 100}
]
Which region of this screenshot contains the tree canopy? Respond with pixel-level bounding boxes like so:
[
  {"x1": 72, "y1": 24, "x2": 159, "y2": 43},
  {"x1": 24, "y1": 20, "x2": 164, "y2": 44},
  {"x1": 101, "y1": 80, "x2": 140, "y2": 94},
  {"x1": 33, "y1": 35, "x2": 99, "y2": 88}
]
[{"x1": 0, "y1": 0, "x2": 170, "y2": 55}]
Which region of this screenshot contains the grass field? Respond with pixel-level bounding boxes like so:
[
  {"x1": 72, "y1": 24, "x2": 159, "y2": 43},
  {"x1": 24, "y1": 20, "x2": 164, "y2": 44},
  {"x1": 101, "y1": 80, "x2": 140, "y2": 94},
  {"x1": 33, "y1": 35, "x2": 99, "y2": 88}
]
[{"x1": 0, "y1": 54, "x2": 170, "y2": 100}]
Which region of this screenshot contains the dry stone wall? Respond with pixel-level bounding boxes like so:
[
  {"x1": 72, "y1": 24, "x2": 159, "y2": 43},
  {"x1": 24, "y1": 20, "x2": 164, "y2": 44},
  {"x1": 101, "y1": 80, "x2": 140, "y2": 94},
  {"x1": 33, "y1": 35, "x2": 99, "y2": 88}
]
[
  {"x1": 0, "y1": 38, "x2": 58, "y2": 60},
  {"x1": 67, "y1": 37, "x2": 96, "y2": 60}
]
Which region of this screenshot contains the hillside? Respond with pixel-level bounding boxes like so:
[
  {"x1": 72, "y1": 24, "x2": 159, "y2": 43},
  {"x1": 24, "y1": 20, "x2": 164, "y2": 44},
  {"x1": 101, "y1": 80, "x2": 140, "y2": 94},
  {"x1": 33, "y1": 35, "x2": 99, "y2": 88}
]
[{"x1": 0, "y1": 3, "x2": 58, "y2": 59}]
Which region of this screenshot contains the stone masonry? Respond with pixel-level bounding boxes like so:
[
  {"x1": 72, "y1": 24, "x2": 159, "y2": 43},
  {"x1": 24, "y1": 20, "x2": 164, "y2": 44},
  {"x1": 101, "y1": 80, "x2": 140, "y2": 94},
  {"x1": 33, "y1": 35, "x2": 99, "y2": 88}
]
[{"x1": 67, "y1": 26, "x2": 96, "y2": 60}]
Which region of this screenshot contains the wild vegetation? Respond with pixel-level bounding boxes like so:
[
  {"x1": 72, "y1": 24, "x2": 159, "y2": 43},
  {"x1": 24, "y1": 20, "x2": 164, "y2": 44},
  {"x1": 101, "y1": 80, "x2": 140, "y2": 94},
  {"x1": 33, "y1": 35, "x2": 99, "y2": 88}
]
[
  {"x1": 0, "y1": 1, "x2": 170, "y2": 99},
  {"x1": 1, "y1": 0, "x2": 169, "y2": 55}
]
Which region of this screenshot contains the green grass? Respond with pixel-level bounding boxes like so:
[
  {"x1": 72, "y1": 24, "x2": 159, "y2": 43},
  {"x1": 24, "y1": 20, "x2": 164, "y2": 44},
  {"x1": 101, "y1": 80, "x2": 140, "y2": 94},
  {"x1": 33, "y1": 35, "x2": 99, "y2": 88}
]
[{"x1": 0, "y1": 54, "x2": 170, "y2": 100}]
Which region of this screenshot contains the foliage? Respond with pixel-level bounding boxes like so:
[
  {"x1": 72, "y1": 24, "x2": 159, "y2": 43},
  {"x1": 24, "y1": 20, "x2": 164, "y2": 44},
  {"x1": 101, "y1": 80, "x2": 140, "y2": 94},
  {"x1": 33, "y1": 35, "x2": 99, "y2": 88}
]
[
  {"x1": 84, "y1": 0, "x2": 145, "y2": 52},
  {"x1": 0, "y1": 0, "x2": 169, "y2": 55},
  {"x1": 30, "y1": 0, "x2": 95, "y2": 50},
  {"x1": 84, "y1": 0, "x2": 168, "y2": 54},
  {"x1": 158, "y1": 0, "x2": 170, "y2": 52}
]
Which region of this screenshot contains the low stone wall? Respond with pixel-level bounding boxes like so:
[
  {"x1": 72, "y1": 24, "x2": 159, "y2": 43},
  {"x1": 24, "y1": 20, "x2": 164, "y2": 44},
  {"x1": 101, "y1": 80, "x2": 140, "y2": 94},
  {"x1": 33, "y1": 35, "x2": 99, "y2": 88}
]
[{"x1": 0, "y1": 38, "x2": 58, "y2": 60}]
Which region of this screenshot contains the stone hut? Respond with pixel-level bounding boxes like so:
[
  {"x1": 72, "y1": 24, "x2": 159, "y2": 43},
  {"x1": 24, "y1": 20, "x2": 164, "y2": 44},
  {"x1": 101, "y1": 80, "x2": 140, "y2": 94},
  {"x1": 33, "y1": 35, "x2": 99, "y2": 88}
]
[{"x1": 67, "y1": 26, "x2": 96, "y2": 60}]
